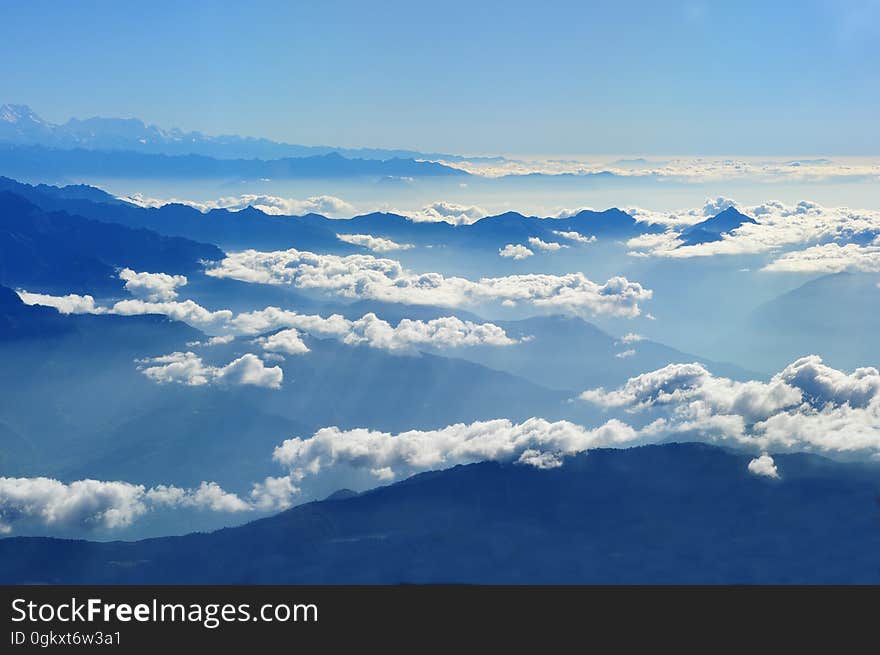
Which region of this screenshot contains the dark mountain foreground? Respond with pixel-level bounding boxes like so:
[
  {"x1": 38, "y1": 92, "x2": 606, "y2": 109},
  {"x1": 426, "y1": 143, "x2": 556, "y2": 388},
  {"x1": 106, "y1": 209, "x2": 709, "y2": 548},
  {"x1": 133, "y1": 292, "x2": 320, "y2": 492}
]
[{"x1": 3, "y1": 442, "x2": 879, "y2": 584}]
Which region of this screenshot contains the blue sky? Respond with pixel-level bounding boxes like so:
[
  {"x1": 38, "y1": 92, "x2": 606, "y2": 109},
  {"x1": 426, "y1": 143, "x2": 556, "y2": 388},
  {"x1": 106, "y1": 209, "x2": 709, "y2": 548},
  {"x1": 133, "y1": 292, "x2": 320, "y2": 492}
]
[{"x1": 2, "y1": 0, "x2": 878, "y2": 154}]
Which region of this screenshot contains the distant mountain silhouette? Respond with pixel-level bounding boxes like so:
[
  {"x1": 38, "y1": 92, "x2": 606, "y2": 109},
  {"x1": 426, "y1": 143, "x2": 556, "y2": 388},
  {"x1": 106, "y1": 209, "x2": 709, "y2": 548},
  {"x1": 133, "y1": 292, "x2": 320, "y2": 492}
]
[
  {"x1": 464, "y1": 314, "x2": 755, "y2": 391},
  {"x1": 680, "y1": 207, "x2": 758, "y2": 246},
  {"x1": 2, "y1": 442, "x2": 879, "y2": 583},
  {"x1": 0, "y1": 191, "x2": 223, "y2": 293},
  {"x1": 0, "y1": 103, "x2": 483, "y2": 162}
]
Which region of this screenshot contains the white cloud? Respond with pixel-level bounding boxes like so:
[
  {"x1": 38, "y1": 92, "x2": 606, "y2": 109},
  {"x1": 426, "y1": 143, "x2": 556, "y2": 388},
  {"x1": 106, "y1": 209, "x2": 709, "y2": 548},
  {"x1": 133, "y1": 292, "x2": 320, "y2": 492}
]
[
  {"x1": 186, "y1": 335, "x2": 236, "y2": 347},
  {"x1": 16, "y1": 291, "x2": 104, "y2": 314},
  {"x1": 626, "y1": 199, "x2": 880, "y2": 261},
  {"x1": 620, "y1": 332, "x2": 645, "y2": 344},
  {"x1": 248, "y1": 476, "x2": 300, "y2": 512},
  {"x1": 123, "y1": 193, "x2": 355, "y2": 217},
  {"x1": 499, "y1": 244, "x2": 534, "y2": 259},
  {"x1": 0, "y1": 476, "x2": 254, "y2": 534},
  {"x1": 552, "y1": 230, "x2": 597, "y2": 244},
  {"x1": 118, "y1": 268, "x2": 187, "y2": 301},
  {"x1": 336, "y1": 233, "x2": 414, "y2": 252},
  {"x1": 527, "y1": 237, "x2": 568, "y2": 252},
  {"x1": 405, "y1": 201, "x2": 489, "y2": 225},
  {"x1": 748, "y1": 454, "x2": 780, "y2": 479},
  {"x1": 272, "y1": 417, "x2": 640, "y2": 484},
  {"x1": 762, "y1": 241, "x2": 880, "y2": 273},
  {"x1": 18, "y1": 291, "x2": 520, "y2": 354},
  {"x1": 259, "y1": 328, "x2": 310, "y2": 355},
  {"x1": 137, "y1": 352, "x2": 283, "y2": 389},
  {"x1": 580, "y1": 355, "x2": 880, "y2": 459},
  {"x1": 256, "y1": 313, "x2": 517, "y2": 355},
  {"x1": 204, "y1": 248, "x2": 652, "y2": 317},
  {"x1": 147, "y1": 481, "x2": 251, "y2": 513},
  {"x1": 615, "y1": 349, "x2": 636, "y2": 359}
]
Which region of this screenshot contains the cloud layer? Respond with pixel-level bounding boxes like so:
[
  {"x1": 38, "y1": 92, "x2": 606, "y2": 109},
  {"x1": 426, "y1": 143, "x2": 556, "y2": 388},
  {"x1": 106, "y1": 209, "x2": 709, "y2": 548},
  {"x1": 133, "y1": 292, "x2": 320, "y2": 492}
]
[
  {"x1": 118, "y1": 268, "x2": 188, "y2": 301},
  {"x1": 18, "y1": 291, "x2": 519, "y2": 354},
  {"x1": 123, "y1": 193, "x2": 355, "y2": 217},
  {"x1": 204, "y1": 248, "x2": 652, "y2": 317},
  {"x1": 404, "y1": 201, "x2": 488, "y2": 225},
  {"x1": 499, "y1": 243, "x2": 533, "y2": 259}
]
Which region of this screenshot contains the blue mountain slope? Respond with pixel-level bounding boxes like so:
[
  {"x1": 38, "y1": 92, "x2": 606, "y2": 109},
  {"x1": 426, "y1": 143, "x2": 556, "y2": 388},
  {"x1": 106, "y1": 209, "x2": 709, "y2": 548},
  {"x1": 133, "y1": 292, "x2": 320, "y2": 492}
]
[
  {"x1": 680, "y1": 206, "x2": 758, "y2": 246},
  {"x1": 2, "y1": 443, "x2": 879, "y2": 584},
  {"x1": 0, "y1": 191, "x2": 223, "y2": 293},
  {"x1": 718, "y1": 272, "x2": 880, "y2": 371},
  {"x1": 460, "y1": 314, "x2": 756, "y2": 391},
  {"x1": 0, "y1": 290, "x2": 578, "y2": 493}
]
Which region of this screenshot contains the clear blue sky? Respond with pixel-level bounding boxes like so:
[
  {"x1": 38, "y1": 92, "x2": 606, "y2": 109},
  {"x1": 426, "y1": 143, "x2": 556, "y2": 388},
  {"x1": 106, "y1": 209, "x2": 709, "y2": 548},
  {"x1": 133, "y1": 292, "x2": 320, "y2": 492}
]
[{"x1": 2, "y1": 0, "x2": 878, "y2": 155}]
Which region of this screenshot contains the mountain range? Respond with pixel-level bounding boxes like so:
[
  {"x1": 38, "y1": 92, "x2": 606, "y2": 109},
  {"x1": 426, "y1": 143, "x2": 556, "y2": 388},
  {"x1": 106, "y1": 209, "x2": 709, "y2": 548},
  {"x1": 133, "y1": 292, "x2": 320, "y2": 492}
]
[
  {"x1": 0, "y1": 176, "x2": 660, "y2": 252},
  {"x1": 3, "y1": 442, "x2": 879, "y2": 584},
  {"x1": 0, "y1": 103, "x2": 484, "y2": 163}
]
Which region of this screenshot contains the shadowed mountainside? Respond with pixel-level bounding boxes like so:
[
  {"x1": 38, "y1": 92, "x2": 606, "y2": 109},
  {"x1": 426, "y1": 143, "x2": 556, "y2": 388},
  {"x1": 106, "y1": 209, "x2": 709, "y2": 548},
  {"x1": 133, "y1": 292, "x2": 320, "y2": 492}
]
[{"x1": 2, "y1": 443, "x2": 879, "y2": 584}]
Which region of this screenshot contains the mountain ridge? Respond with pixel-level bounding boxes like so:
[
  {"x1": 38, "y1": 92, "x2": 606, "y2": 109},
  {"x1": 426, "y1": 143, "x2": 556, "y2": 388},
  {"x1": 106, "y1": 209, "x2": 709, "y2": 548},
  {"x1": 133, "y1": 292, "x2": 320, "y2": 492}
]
[{"x1": 2, "y1": 442, "x2": 879, "y2": 584}]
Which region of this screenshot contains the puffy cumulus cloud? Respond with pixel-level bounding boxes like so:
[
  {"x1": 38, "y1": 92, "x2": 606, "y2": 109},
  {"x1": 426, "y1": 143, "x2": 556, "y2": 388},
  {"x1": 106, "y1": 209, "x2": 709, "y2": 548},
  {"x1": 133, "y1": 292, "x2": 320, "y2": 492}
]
[
  {"x1": 259, "y1": 328, "x2": 310, "y2": 355},
  {"x1": 776, "y1": 355, "x2": 880, "y2": 408},
  {"x1": 619, "y1": 332, "x2": 645, "y2": 344},
  {"x1": 272, "y1": 417, "x2": 641, "y2": 484},
  {"x1": 18, "y1": 291, "x2": 519, "y2": 354},
  {"x1": 527, "y1": 237, "x2": 568, "y2": 252},
  {"x1": 0, "y1": 477, "x2": 253, "y2": 534},
  {"x1": 701, "y1": 196, "x2": 738, "y2": 217},
  {"x1": 248, "y1": 476, "x2": 300, "y2": 512},
  {"x1": 146, "y1": 481, "x2": 251, "y2": 513},
  {"x1": 342, "y1": 313, "x2": 517, "y2": 353},
  {"x1": 615, "y1": 349, "x2": 636, "y2": 359},
  {"x1": 123, "y1": 193, "x2": 356, "y2": 218},
  {"x1": 137, "y1": 352, "x2": 283, "y2": 389},
  {"x1": 552, "y1": 230, "x2": 597, "y2": 244},
  {"x1": 336, "y1": 233, "x2": 414, "y2": 252},
  {"x1": 626, "y1": 199, "x2": 880, "y2": 261},
  {"x1": 748, "y1": 454, "x2": 780, "y2": 479},
  {"x1": 204, "y1": 248, "x2": 652, "y2": 317},
  {"x1": 405, "y1": 201, "x2": 489, "y2": 225},
  {"x1": 16, "y1": 291, "x2": 104, "y2": 314},
  {"x1": 581, "y1": 362, "x2": 802, "y2": 421},
  {"x1": 118, "y1": 268, "x2": 187, "y2": 301},
  {"x1": 762, "y1": 241, "x2": 880, "y2": 273},
  {"x1": 256, "y1": 313, "x2": 517, "y2": 355},
  {"x1": 580, "y1": 355, "x2": 880, "y2": 460},
  {"x1": 499, "y1": 243, "x2": 534, "y2": 259}
]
